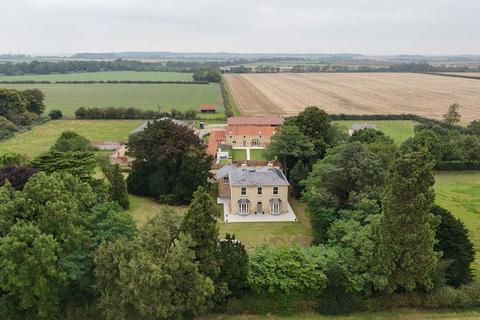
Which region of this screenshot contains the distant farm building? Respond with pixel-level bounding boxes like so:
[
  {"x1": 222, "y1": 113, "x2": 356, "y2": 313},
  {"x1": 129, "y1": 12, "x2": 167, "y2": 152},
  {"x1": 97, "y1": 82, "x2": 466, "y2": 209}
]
[
  {"x1": 199, "y1": 104, "x2": 216, "y2": 113},
  {"x1": 348, "y1": 123, "x2": 377, "y2": 136}
]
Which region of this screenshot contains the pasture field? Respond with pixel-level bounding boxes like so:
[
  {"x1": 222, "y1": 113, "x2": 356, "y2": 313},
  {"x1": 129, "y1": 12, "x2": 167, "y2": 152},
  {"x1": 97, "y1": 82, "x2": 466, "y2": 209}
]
[
  {"x1": 203, "y1": 308, "x2": 480, "y2": 320},
  {"x1": 334, "y1": 120, "x2": 416, "y2": 145},
  {"x1": 0, "y1": 71, "x2": 194, "y2": 81},
  {"x1": 1, "y1": 82, "x2": 222, "y2": 117},
  {"x1": 435, "y1": 171, "x2": 480, "y2": 277},
  {"x1": 224, "y1": 73, "x2": 480, "y2": 122},
  {"x1": 0, "y1": 119, "x2": 144, "y2": 157}
]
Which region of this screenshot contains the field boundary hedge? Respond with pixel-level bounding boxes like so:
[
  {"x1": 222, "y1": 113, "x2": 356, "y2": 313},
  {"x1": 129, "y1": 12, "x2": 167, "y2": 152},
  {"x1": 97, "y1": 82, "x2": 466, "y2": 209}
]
[
  {"x1": 329, "y1": 113, "x2": 473, "y2": 134},
  {"x1": 220, "y1": 77, "x2": 240, "y2": 117},
  {"x1": 420, "y1": 72, "x2": 480, "y2": 81},
  {"x1": 0, "y1": 80, "x2": 210, "y2": 85}
]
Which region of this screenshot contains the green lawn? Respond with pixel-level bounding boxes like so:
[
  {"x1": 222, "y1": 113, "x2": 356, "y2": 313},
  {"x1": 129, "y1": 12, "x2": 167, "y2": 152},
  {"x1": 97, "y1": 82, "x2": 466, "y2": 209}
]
[
  {"x1": 126, "y1": 196, "x2": 312, "y2": 250},
  {"x1": 203, "y1": 308, "x2": 480, "y2": 320},
  {"x1": 233, "y1": 149, "x2": 247, "y2": 161},
  {"x1": 333, "y1": 120, "x2": 416, "y2": 145},
  {"x1": 435, "y1": 171, "x2": 480, "y2": 277},
  {"x1": 250, "y1": 149, "x2": 267, "y2": 160},
  {"x1": 0, "y1": 71, "x2": 194, "y2": 82},
  {"x1": 0, "y1": 119, "x2": 144, "y2": 158},
  {"x1": 1, "y1": 82, "x2": 222, "y2": 117}
]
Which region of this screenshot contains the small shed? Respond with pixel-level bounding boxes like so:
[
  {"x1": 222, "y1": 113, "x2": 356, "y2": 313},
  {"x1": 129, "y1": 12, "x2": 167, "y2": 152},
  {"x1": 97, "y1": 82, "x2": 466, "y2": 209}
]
[
  {"x1": 200, "y1": 104, "x2": 216, "y2": 113},
  {"x1": 348, "y1": 123, "x2": 377, "y2": 136}
]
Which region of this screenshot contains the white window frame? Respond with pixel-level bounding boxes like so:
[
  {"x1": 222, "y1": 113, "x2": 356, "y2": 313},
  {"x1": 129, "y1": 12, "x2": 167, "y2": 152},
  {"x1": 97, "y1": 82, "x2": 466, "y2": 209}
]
[
  {"x1": 271, "y1": 200, "x2": 281, "y2": 214},
  {"x1": 273, "y1": 186, "x2": 279, "y2": 195},
  {"x1": 241, "y1": 187, "x2": 246, "y2": 195},
  {"x1": 239, "y1": 202, "x2": 249, "y2": 214},
  {"x1": 257, "y1": 187, "x2": 262, "y2": 195}
]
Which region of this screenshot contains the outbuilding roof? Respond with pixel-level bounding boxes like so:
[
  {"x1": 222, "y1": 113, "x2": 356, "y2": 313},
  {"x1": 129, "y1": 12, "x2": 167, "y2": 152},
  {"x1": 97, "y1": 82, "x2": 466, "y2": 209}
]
[
  {"x1": 350, "y1": 123, "x2": 377, "y2": 132},
  {"x1": 227, "y1": 116, "x2": 284, "y2": 126}
]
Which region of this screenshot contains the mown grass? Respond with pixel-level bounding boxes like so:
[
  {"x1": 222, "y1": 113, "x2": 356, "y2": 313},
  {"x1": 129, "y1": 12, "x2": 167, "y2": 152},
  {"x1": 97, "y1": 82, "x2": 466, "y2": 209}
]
[
  {"x1": 233, "y1": 149, "x2": 247, "y2": 161},
  {"x1": 333, "y1": 120, "x2": 417, "y2": 145},
  {"x1": 0, "y1": 119, "x2": 144, "y2": 158},
  {"x1": 202, "y1": 308, "x2": 480, "y2": 320},
  {"x1": 127, "y1": 196, "x2": 312, "y2": 250},
  {"x1": 1, "y1": 82, "x2": 222, "y2": 117},
  {"x1": 435, "y1": 171, "x2": 480, "y2": 278},
  {"x1": 250, "y1": 149, "x2": 266, "y2": 160},
  {"x1": 0, "y1": 71, "x2": 194, "y2": 81}
]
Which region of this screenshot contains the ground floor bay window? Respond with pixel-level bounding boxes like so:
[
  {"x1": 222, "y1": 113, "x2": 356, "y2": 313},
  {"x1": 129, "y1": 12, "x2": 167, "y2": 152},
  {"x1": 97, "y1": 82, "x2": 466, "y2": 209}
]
[
  {"x1": 270, "y1": 198, "x2": 282, "y2": 215},
  {"x1": 238, "y1": 199, "x2": 250, "y2": 215}
]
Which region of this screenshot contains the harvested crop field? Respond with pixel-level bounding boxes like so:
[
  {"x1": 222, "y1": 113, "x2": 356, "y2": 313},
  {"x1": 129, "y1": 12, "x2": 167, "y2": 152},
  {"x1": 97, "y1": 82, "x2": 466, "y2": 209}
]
[{"x1": 225, "y1": 73, "x2": 480, "y2": 122}]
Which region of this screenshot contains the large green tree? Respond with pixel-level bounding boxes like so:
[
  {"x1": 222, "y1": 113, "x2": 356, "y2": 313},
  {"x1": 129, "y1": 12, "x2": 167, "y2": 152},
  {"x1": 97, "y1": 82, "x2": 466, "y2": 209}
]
[
  {"x1": 0, "y1": 222, "x2": 64, "y2": 319},
  {"x1": 217, "y1": 234, "x2": 249, "y2": 297},
  {"x1": 375, "y1": 148, "x2": 439, "y2": 292},
  {"x1": 30, "y1": 150, "x2": 96, "y2": 180},
  {"x1": 287, "y1": 106, "x2": 332, "y2": 157},
  {"x1": 0, "y1": 172, "x2": 134, "y2": 318},
  {"x1": 302, "y1": 142, "x2": 387, "y2": 242},
  {"x1": 127, "y1": 119, "x2": 213, "y2": 204},
  {"x1": 51, "y1": 131, "x2": 93, "y2": 152},
  {"x1": 22, "y1": 89, "x2": 45, "y2": 115},
  {"x1": 265, "y1": 124, "x2": 315, "y2": 175},
  {"x1": 0, "y1": 88, "x2": 27, "y2": 124},
  {"x1": 94, "y1": 209, "x2": 214, "y2": 320}
]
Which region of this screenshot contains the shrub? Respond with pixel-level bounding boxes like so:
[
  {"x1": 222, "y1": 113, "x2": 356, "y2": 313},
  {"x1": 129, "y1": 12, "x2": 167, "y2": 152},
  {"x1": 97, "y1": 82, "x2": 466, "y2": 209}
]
[{"x1": 49, "y1": 110, "x2": 63, "y2": 119}]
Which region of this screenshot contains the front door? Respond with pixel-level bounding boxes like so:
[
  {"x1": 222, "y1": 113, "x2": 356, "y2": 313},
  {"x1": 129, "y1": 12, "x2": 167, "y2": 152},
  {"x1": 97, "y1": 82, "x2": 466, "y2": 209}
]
[{"x1": 256, "y1": 202, "x2": 262, "y2": 213}]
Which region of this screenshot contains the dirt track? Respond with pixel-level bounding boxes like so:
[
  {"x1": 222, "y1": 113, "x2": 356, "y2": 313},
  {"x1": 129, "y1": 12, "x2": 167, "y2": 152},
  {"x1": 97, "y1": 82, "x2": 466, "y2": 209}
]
[{"x1": 225, "y1": 73, "x2": 480, "y2": 121}]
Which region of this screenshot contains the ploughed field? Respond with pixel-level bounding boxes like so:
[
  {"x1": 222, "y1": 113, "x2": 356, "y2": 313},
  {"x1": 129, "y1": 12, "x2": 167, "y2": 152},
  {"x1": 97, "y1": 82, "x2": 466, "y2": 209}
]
[{"x1": 225, "y1": 73, "x2": 480, "y2": 122}]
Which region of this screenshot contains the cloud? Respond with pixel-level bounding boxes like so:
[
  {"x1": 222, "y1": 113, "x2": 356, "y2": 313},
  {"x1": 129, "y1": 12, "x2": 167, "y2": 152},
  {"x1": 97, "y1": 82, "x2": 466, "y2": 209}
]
[{"x1": 1, "y1": 0, "x2": 479, "y2": 54}]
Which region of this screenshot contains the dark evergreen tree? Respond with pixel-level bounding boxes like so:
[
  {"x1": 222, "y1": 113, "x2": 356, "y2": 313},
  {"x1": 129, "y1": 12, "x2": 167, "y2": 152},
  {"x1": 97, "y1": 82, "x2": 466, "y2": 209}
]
[
  {"x1": 217, "y1": 234, "x2": 249, "y2": 297},
  {"x1": 375, "y1": 148, "x2": 439, "y2": 292},
  {"x1": 100, "y1": 162, "x2": 130, "y2": 209},
  {"x1": 22, "y1": 89, "x2": 45, "y2": 115},
  {"x1": 432, "y1": 205, "x2": 475, "y2": 287},
  {"x1": 289, "y1": 159, "x2": 308, "y2": 198}
]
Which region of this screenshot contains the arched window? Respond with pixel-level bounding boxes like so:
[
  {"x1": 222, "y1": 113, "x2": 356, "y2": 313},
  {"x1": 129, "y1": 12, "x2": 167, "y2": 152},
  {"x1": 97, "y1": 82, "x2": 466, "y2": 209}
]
[{"x1": 270, "y1": 198, "x2": 282, "y2": 215}]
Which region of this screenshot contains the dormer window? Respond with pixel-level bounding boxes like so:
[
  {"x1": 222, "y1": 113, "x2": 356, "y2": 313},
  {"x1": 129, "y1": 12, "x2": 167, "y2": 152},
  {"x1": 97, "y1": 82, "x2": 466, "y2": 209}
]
[{"x1": 223, "y1": 176, "x2": 229, "y2": 183}]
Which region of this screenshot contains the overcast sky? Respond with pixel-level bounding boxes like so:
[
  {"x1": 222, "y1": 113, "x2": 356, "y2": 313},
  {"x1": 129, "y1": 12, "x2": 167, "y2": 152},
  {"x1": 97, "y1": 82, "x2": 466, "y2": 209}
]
[{"x1": 1, "y1": 0, "x2": 479, "y2": 55}]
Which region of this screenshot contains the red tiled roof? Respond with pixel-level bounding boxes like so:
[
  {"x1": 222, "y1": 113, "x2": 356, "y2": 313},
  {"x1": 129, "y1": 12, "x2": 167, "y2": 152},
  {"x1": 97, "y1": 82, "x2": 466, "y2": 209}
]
[
  {"x1": 207, "y1": 129, "x2": 226, "y2": 155},
  {"x1": 226, "y1": 125, "x2": 277, "y2": 136},
  {"x1": 200, "y1": 104, "x2": 216, "y2": 111},
  {"x1": 227, "y1": 116, "x2": 284, "y2": 126}
]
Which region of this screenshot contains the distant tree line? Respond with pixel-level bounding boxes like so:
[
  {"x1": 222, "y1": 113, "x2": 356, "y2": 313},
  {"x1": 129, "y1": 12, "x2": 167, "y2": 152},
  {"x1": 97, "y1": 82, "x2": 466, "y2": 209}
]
[
  {"x1": 226, "y1": 62, "x2": 480, "y2": 74},
  {"x1": 0, "y1": 80, "x2": 209, "y2": 84},
  {"x1": 74, "y1": 107, "x2": 197, "y2": 120},
  {"x1": 0, "y1": 59, "x2": 235, "y2": 76},
  {"x1": 193, "y1": 68, "x2": 222, "y2": 82}
]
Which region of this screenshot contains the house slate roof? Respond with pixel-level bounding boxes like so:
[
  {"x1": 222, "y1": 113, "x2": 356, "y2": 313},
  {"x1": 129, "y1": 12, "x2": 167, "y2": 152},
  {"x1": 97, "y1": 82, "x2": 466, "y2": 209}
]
[
  {"x1": 215, "y1": 164, "x2": 237, "y2": 179},
  {"x1": 227, "y1": 116, "x2": 284, "y2": 126},
  {"x1": 350, "y1": 123, "x2": 377, "y2": 132},
  {"x1": 228, "y1": 166, "x2": 289, "y2": 186}
]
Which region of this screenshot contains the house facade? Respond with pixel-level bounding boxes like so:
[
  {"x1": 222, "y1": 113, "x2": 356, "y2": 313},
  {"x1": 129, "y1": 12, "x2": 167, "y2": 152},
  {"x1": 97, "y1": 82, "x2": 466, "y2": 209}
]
[{"x1": 216, "y1": 164, "x2": 290, "y2": 216}]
